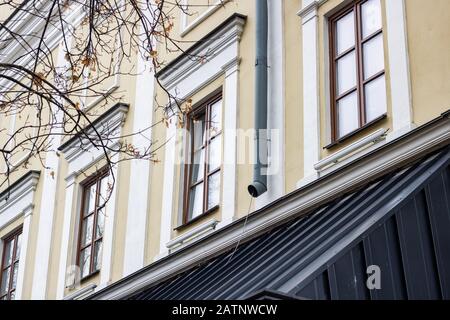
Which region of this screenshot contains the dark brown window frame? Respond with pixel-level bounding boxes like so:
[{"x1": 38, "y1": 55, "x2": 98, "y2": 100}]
[
  {"x1": 329, "y1": 0, "x2": 386, "y2": 143},
  {"x1": 182, "y1": 93, "x2": 223, "y2": 225},
  {"x1": 0, "y1": 227, "x2": 22, "y2": 300},
  {"x1": 76, "y1": 168, "x2": 109, "y2": 280}
]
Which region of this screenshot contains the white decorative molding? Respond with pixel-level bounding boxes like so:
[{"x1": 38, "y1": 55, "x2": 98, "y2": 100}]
[
  {"x1": 56, "y1": 174, "x2": 78, "y2": 299},
  {"x1": 31, "y1": 37, "x2": 77, "y2": 299},
  {"x1": 166, "y1": 218, "x2": 219, "y2": 251},
  {"x1": 89, "y1": 113, "x2": 450, "y2": 300},
  {"x1": 385, "y1": 0, "x2": 413, "y2": 132},
  {"x1": 14, "y1": 204, "x2": 33, "y2": 300},
  {"x1": 99, "y1": 153, "x2": 120, "y2": 286},
  {"x1": 314, "y1": 128, "x2": 388, "y2": 171},
  {"x1": 63, "y1": 284, "x2": 97, "y2": 300},
  {"x1": 0, "y1": 2, "x2": 86, "y2": 92},
  {"x1": 59, "y1": 103, "x2": 129, "y2": 177},
  {"x1": 0, "y1": 171, "x2": 40, "y2": 300},
  {"x1": 56, "y1": 104, "x2": 128, "y2": 299},
  {"x1": 158, "y1": 14, "x2": 246, "y2": 97},
  {"x1": 179, "y1": 0, "x2": 231, "y2": 37},
  {"x1": 157, "y1": 14, "x2": 246, "y2": 259},
  {"x1": 0, "y1": 171, "x2": 40, "y2": 230},
  {"x1": 123, "y1": 11, "x2": 156, "y2": 276},
  {"x1": 299, "y1": 0, "x2": 322, "y2": 180},
  {"x1": 297, "y1": 0, "x2": 328, "y2": 22},
  {"x1": 219, "y1": 59, "x2": 240, "y2": 227},
  {"x1": 158, "y1": 120, "x2": 177, "y2": 260}
]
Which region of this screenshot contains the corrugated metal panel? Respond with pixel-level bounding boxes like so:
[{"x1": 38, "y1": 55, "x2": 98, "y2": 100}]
[{"x1": 129, "y1": 147, "x2": 450, "y2": 300}]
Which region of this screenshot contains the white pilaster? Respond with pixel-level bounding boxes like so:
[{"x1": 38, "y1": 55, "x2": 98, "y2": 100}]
[
  {"x1": 220, "y1": 60, "x2": 240, "y2": 226},
  {"x1": 158, "y1": 122, "x2": 177, "y2": 257},
  {"x1": 385, "y1": 0, "x2": 413, "y2": 134},
  {"x1": 100, "y1": 154, "x2": 120, "y2": 285},
  {"x1": 31, "y1": 39, "x2": 71, "y2": 299},
  {"x1": 56, "y1": 175, "x2": 77, "y2": 299},
  {"x1": 123, "y1": 22, "x2": 156, "y2": 277},
  {"x1": 299, "y1": 0, "x2": 321, "y2": 179},
  {"x1": 14, "y1": 205, "x2": 33, "y2": 300}
]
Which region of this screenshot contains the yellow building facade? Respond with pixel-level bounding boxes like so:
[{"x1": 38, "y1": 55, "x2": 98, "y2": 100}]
[{"x1": 1, "y1": 0, "x2": 450, "y2": 300}]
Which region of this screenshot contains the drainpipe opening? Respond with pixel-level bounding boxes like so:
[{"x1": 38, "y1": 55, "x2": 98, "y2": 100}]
[{"x1": 248, "y1": 180, "x2": 268, "y2": 198}]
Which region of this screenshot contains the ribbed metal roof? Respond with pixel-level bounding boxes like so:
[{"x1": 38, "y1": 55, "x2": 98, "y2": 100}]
[{"x1": 130, "y1": 147, "x2": 450, "y2": 300}]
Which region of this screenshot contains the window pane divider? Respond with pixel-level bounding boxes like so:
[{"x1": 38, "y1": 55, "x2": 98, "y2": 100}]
[
  {"x1": 361, "y1": 28, "x2": 383, "y2": 44},
  {"x1": 334, "y1": 46, "x2": 356, "y2": 61},
  {"x1": 336, "y1": 86, "x2": 358, "y2": 101},
  {"x1": 363, "y1": 70, "x2": 385, "y2": 85},
  {"x1": 184, "y1": 94, "x2": 222, "y2": 223}
]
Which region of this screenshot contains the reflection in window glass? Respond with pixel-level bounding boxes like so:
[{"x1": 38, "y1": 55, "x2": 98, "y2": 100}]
[
  {"x1": 337, "y1": 51, "x2": 357, "y2": 95},
  {"x1": 0, "y1": 229, "x2": 22, "y2": 300},
  {"x1": 365, "y1": 75, "x2": 387, "y2": 122},
  {"x1": 336, "y1": 11, "x2": 355, "y2": 55},
  {"x1": 338, "y1": 92, "x2": 359, "y2": 138},
  {"x1": 363, "y1": 34, "x2": 384, "y2": 80},
  {"x1": 186, "y1": 96, "x2": 223, "y2": 222},
  {"x1": 361, "y1": 0, "x2": 382, "y2": 38},
  {"x1": 331, "y1": 0, "x2": 385, "y2": 140},
  {"x1": 78, "y1": 171, "x2": 109, "y2": 279}
]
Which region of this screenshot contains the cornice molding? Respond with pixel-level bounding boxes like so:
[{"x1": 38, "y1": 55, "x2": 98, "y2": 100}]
[
  {"x1": 0, "y1": 170, "x2": 40, "y2": 229},
  {"x1": 58, "y1": 103, "x2": 129, "y2": 163},
  {"x1": 297, "y1": 0, "x2": 328, "y2": 23},
  {"x1": 0, "y1": 2, "x2": 86, "y2": 90},
  {"x1": 157, "y1": 13, "x2": 246, "y2": 91}
]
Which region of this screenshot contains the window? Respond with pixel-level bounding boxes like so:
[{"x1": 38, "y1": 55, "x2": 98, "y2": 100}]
[
  {"x1": 0, "y1": 228, "x2": 22, "y2": 300},
  {"x1": 184, "y1": 95, "x2": 222, "y2": 223},
  {"x1": 77, "y1": 170, "x2": 109, "y2": 279},
  {"x1": 329, "y1": 0, "x2": 387, "y2": 141}
]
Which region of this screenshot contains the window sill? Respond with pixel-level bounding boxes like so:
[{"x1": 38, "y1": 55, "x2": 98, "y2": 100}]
[
  {"x1": 79, "y1": 270, "x2": 100, "y2": 283},
  {"x1": 174, "y1": 205, "x2": 220, "y2": 231},
  {"x1": 324, "y1": 114, "x2": 387, "y2": 150}
]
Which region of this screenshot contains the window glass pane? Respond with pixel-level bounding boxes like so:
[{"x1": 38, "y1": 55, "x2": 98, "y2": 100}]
[
  {"x1": 337, "y1": 92, "x2": 359, "y2": 138},
  {"x1": 93, "y1": 241, "x2": 103, "y2": 271},
  {"x1": 361, "y1": 0, "x2": 382, "y2": 38},
  {"x1": 79, "y1": 247, "x2": 91, "y2": 278},
  {"x1": 208, "y1": 136, "x2": 222, "y2": 172},
  {"x1": 15, "y1": 234, "x2": 22, "y2": 261},
  {"x1": 192, "y1": 113, "x2": 206, "y2": 150},
  {"x1": 81, "y1": 215, "x2": 94, "y2": 246},
  {"x1": 2, "y1": 240, "x2": 12, "y2": 267},
  {"x1": 336, "y1": 11, "x2": 355, "y2": 55},
  {"x1": 336, "y1": 51, "x2": 357, "y2": 95},
  {"x1": 1, "y1": 268, "x2": 10, "y2": 294},
  {"x1": 11, "y1": 262, "x2": 18, "y2": 290},
  {"x1": 84, "y1": 184, "x2": 97, "y2": 215},
  {"x1": 96, "y1": 209, "x2": 105, "y2": 239},
  {"x1": 364, "y1": 75, "x2": 387, "y2": 122},
  {"x1": 209, "y1": 99, "x2": 222, "y2": 136},
  {"x1": 363, "y1": 33, "x2": 384, "y2": 80},
  {"x1": 0, "y1": 295, "x2": 7, "y2": 300},
  {"x1": 98, "y1": 176, "x2": 110, "y2": 207},
  {"x1": 191, "y1": 148, "x2": 205, "y2": 184},
  {"x1": 188, "y1": 183, "x2": 204, "y2": 219},
  {"x1": 207, "y1": 172, "x2": 221, "y2": 210}
]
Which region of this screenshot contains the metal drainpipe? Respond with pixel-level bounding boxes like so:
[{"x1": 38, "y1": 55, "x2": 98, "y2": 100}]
[{"x1": 247, "y1": 0, "x2": 269, "y2": 198}]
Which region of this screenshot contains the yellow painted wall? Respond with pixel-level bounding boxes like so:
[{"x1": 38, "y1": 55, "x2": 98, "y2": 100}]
[
  {"x1": 284, "y1": 0, "x2": 303, "y2": 193},
  {"x1": 406, "y1": 0, "x2": 450, "y2": 125},
  {"x1": 1, "y1": 0, "x2": 450, "y2": 300}
]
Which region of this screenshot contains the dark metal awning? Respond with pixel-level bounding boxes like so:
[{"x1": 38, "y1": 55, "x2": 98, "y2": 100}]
[{"x1": 129, "y1": 147, "x2": 450, "y2": 300}]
